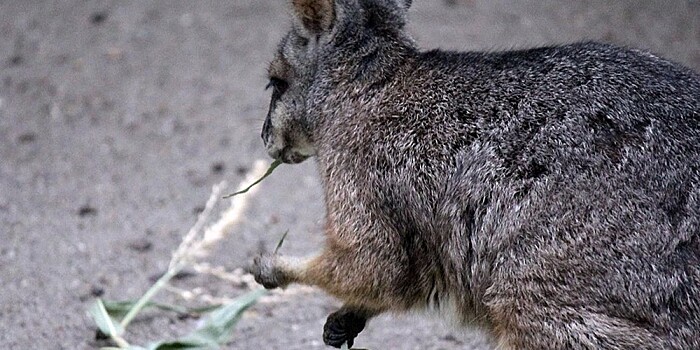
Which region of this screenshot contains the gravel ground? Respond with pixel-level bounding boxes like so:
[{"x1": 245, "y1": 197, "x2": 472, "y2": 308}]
[{"x1": 1, "y1": 1, "x2": 698, "y2": 349}]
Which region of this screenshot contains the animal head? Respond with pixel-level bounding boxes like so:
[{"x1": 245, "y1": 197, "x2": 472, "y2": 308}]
[{"x1": 261, "y1": 0, "x2": 414, "y2": 163}]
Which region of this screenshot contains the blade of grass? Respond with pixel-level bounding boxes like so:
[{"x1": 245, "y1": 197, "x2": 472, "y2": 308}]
[
  {"x1": 185, "y1": 288, "x2": 266, "y2": 344},
  {"x1": 273, "y1": 230, "x2": 289, "y2": 255},
  {"x1": 222, "y1": 160, "x2": 281, "y2": 198},
  {"x1": 90, "y1": 299, "x2": 125, "y2": 336},
  {"x1": 89, "y1": 299, "x2": 129, "y2": 348}
]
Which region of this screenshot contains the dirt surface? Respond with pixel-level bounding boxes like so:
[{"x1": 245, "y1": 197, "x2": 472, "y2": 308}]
[{"x1": 1, "y1": 1, "x2": 698, "y2": 349}]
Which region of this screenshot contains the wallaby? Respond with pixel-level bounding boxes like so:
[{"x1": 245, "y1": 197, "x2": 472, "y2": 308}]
[{"x1": 249, "y1": 0, "x2": 700, "y2": 348}]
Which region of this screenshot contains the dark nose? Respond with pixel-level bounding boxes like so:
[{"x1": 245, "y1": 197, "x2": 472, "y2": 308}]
[{"x1": 261, "y1": 116, "x2": 272, "y2": 144}]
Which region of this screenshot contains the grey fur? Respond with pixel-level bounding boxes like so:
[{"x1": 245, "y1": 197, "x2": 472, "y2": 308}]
[{"x1": 253, "y1": 0, "x2": 700, "y2": 348}]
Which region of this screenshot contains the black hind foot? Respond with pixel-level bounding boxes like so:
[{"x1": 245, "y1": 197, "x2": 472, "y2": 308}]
[{"x1": 323, "y1": 308, "x2": 368, "y2": 348}]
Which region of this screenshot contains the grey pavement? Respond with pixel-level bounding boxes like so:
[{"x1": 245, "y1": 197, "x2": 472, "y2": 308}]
[{"x1": 1, "y1": 1, "x2": 698, "y2": 349}]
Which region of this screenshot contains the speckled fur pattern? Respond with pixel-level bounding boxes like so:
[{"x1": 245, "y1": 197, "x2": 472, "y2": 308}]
[{"x1": 251, "y1": 0, "x2": 700, "y2": 348}]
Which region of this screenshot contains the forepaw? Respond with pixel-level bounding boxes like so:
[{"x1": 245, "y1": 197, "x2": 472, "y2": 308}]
[
  {"x1": 248, "y1": 254, "x2": 286, "y2": 289},
  {"x1": 323, "y1": 309, "x2": 367, "y2": 348}
]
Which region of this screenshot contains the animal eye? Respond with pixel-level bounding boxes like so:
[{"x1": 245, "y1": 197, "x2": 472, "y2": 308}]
[{"x1": 266, "y1": 77, "x2": 289, "y2": 95}]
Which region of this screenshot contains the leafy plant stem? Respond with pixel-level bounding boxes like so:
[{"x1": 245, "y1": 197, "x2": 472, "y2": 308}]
[
  {"x1": 119, "y1": 263, "x2": 185, "y2": 330},
  {"x1": 110, "y1": 334, "x2": 130, "y2": 349}
]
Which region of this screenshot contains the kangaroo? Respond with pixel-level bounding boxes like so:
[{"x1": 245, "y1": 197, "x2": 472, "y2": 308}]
[{"x1": 250, "y1": 0, "x2": 700, "y2": 348}]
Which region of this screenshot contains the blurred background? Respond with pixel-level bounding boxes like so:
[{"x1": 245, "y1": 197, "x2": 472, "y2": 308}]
[{"x1": 1, "y1": 1, "x2": 698, "y2": 349}]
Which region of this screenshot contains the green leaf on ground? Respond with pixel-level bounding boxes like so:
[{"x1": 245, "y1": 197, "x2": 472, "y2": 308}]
[
  {"x1": 90, "y1": 299, "x2": 124, "y2": 337},
  {"x1": 144, "y1": 289, "x2": 267, "y2": 350}
]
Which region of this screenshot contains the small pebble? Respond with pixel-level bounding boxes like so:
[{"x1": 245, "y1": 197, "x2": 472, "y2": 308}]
[
  {"x1": 8, "y1": 55, "x2": 23, "y2": 66},
  {"x1": 173, "y1": 270, "x2": 195, "y2": 280},
  {"x1": 441, "y1": 333, "x2": 464, "y2": 344},
  {"x1": 149, "y1": 270, "x2": 194, "y2": 282},
  {"x1": 235, "y1": 165, "x2": 249, "y2": 175},
  {"x1": 127, "y1": 238, "x2": 153, "y2": 253},
  {"x1": 211, "y1": 162, "x2": 225, "y2": 174},
  {"x1": 78, "y1": 205, "x2": 97, "y2": 217},
  {"x1": 17, "y1": 132, "x2": 36, "y2": 144},
  {"x1": 90, "y1": 11, "x2": 107, "y2": 25},
  {"x1": 90, "y1": 285, "x2": 105, "y2": 297}
]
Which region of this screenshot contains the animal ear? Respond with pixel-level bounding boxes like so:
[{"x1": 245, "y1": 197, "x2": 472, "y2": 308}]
[{"x1": 291, "y1": 0, "x2": 336, "y2": 35}]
